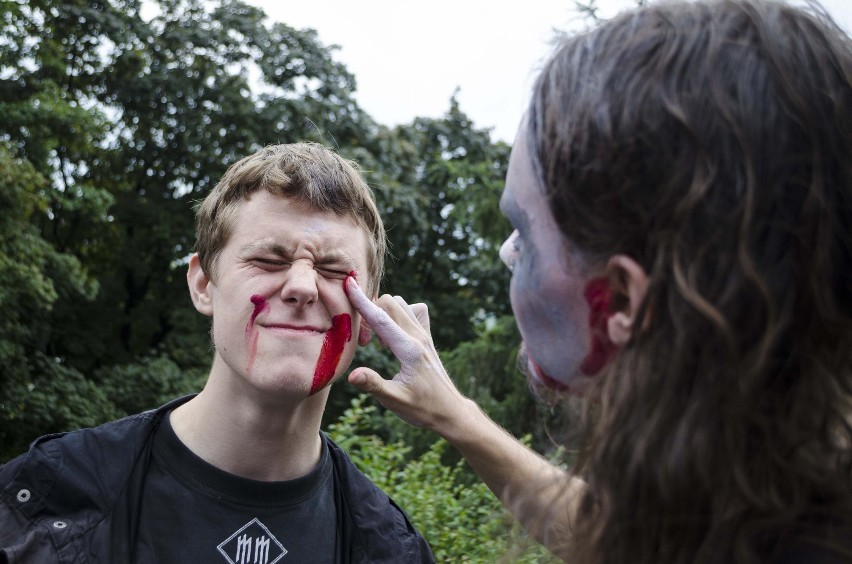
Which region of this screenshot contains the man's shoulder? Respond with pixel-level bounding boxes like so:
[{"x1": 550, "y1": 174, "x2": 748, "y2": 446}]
[
  {"x1": 1, "y1": 395, "x2": 195, "y2": 511},
  {"x1": 323, "y1": 434, "x2": 383, "y2": 497},
  {"x1": 323, "y1": 433, "x2": 408, "y2": 516},
  {"x1": 4, "y1": 395, "x2": 192, "y2": 468}
]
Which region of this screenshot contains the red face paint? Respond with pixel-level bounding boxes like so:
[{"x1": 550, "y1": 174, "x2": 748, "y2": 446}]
[
  {"x1": 529, "y1": 357, "x2": 569, "y2": 391},
  {"x1": 580, "y1": 278, "x2": 619, "y2": 376},
  {"x1": 249, "y1": 295, "x2": 268, "y2": 325},
  {"x1": 310, "y1": 313, "x2": 352, "y2": 394},
  {"x1": 245, "y1": 295, "x2": 269, "y2": 374}
]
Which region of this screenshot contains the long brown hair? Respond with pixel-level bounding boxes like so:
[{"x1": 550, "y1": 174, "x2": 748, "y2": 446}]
[{"x1": 528, "y1": 0, "x2": 852, "y2": 561}]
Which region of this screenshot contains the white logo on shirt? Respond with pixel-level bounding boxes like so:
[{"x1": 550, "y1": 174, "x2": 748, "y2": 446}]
[{"x1": 217, "y1": 518, "x2": 287, "y2": 564}]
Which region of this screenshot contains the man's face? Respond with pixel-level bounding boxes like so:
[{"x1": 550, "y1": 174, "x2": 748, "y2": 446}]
[
  {"x1": 197, "y1": 191, "x2": 370, "y2": 398},
  {"x1": 499, "y1": 129, "x2": 593, "y2": 394}
]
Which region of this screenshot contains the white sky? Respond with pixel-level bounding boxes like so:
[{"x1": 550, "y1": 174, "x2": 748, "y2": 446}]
[{"x1": 250, "y1": 0, "x2": 852, "y2": 143}]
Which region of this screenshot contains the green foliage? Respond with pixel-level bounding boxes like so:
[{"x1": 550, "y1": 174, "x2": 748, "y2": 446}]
[
  {"x1": 0, "y1": 0, "x2": 375, "y2": 453},
  {"x1": 93, "y1": 355, "x2": 206, "y2": 416},
  {"x1": 0, "y1": 4, "x2": 569, "y2": 559},
  {"x1": 324, "y1": 96, "x2": 515, "y2": 424},
  {"x1": 0, "y1": 0, "x2": 526, "y2": 455},
  {"x1": 328, "y1": 396, "x2": 559, "y2": 563},
  {"x1": 0, "y1": 0, "x2": 590, "y2": 558},
  {"x1": 0, "y1": 144, "x2": 111, "y2": 458}
]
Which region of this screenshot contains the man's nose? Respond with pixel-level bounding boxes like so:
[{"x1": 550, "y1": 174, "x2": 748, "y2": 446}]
[{"x1": 280, "y1": 260, "x2": 319, "y2": 306}]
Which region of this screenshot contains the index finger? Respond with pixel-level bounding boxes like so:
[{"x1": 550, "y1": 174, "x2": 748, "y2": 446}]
[{"x1": 346, "y1": 276, "x2": 421, "y2": 363}]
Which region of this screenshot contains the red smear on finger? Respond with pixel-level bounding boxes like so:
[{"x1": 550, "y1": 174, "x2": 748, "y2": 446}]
[
  {"x1": 310, "y1": 313, "x2": 352, "y2": 395},
  {"x1": 580, "y1": 278, "x2": 619, "y2": 376},
  {"x1": 245, "y1": 295, "x2": 269, "y2": 374}
]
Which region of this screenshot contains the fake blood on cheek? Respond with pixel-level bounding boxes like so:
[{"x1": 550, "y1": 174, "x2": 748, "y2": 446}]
[
  {"x1": 311, "y1": 273, "x2": 357, "y2": 395},
  {"x1": 310, "y1": 313, "x2": 352, "y2": 395},
  {"x1": 245, "y1": 295, "x2": 269, "y2": 374}
]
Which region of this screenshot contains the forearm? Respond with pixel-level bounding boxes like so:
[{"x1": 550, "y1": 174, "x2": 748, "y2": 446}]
[{"x1": 344, "y1": 283, "x2": 585, "y2": 555}]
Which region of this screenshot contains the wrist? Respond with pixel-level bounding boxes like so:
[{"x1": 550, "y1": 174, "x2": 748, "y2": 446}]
[{"x1": 429, "y1": 397, "x2": 490, "y2": 447}]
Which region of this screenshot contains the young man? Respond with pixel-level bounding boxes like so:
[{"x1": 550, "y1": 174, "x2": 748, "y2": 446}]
[
  {"x1": 0, "y1": 143, "x2": 434, "y2": 563},
  {"x1": 344, "y1": 0, "x2": 852, "y2": 562}
]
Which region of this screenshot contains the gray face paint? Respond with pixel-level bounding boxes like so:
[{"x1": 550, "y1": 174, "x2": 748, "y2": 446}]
[{"x1": 302, "y1": 219, "x2": 328, "y2": 238}]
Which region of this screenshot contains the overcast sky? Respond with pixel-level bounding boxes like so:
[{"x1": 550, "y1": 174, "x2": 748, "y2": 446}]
[{"x1": 249, "y1": 0, "x2": 852, "y2": 143}]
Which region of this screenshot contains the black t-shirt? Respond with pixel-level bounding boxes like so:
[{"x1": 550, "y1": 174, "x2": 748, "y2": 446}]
[{"x1": 135, "y1": 413, "x2": 339, "y2": 564}]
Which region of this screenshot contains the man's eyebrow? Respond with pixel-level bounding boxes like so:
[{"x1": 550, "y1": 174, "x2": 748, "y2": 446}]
[
  {"x1": 314, "y1": 250, "x2": 358, "y2": 268},
  {"x1": 241, "y1": 241, "x2": 358, "y2": 268},
  {"x1": 240, "y1": 241, "x2": 291, "y2": 256}
]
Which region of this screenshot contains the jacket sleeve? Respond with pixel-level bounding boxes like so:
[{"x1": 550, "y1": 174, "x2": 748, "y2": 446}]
[{"x1": 0, "y1": 454, "x2": 58, "y2": 563}]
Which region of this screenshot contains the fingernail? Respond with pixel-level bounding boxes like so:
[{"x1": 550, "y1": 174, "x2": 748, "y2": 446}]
[{"x1": 344, "y1": 274, "x2": 360, "y2": 297}]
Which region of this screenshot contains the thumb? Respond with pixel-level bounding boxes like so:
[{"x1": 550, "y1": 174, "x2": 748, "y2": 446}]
[{"x1": 347, "y1": 367, "x2": 386, "y2": 395}]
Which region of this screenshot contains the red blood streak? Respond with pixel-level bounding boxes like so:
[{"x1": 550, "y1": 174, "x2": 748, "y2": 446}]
[
  {"x1": 245, "y1": 295, "x2": 269, "y2": 374},
  {"x1": 248, "y1": 295, "x2": 268, "y2": 327},
  {"x1": 580, "y1": 278, "x2": 619, "y2": 375},
  {"x1": 310, "y1": 313, "x2": 352, "y2": 395}
]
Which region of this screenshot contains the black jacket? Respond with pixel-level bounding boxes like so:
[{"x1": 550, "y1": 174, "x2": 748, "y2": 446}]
[{"x1": 0, "y1": 396, "x2": 434, "y2": 563}]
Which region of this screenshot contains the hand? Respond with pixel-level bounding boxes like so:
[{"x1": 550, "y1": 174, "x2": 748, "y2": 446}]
[{"x1": 345, "y1": 276, "x2": 469, "y2": 430}]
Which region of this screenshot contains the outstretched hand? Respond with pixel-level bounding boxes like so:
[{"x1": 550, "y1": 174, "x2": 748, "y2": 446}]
[{"x1": 345, "y1": 276, "x2": 468, "y2": 430}]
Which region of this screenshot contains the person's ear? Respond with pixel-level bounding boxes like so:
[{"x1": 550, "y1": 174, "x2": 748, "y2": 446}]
[
  {"x1": 187, "y1": 253, "x2": 214, "y2": 317},
  {"x1": 604, "y1": 255, "x2": 649, "y2": 346}
]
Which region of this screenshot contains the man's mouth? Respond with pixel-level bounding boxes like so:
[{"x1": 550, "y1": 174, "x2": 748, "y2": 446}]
[
  {"x1": 262, "y1": 323, "x2": 324, "y2": 335},
  {"x1": 529, "y1": 358, "x2": 569, "y2": 391}
]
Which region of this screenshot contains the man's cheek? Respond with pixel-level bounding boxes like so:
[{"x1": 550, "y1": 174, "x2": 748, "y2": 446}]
[{"x1": 309, "y1": 313, "x2": 352, "y2": 395}]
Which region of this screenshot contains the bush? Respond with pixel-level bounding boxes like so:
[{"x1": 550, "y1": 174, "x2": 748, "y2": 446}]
[{"x1": 327, "y1": 395, "x2": 560, "y2": 563}]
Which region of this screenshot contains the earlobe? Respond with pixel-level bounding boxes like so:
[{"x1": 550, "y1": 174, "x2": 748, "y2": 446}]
[
  {"x1": 607, "y1": 312, "x2": 634, "y2": 346},
  {"x1": 187, "y1": 254, "x2": 214, "y2": 317},
  {"x1": 604, "y1": 255, "x2": 649, "y2": 345}
]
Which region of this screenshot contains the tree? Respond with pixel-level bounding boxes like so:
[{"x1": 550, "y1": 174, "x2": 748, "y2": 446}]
[
  {"x1": 0, "y1": 0, "x2": 376, "y2": 452},
  {"x1": 1, "y1": 0, "x2": 558, "y2": 476},
  {"x1": 322, "y1": 98, "x2": 514, "y2": 422},
  {"x1": 353, "y1": 96, "x2": 513, "y2": 349},
  {"x1": 0, "y1": 144, "x2": 118, "y2": 458}
]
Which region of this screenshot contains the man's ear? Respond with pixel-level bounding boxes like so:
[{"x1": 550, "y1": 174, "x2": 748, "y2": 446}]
[
  {"x1": 604, "y1": 255, "x2": 649, "y2": 346},
  {"x1": 187, "y1": 253, "x2": 214, "y2": 317}
]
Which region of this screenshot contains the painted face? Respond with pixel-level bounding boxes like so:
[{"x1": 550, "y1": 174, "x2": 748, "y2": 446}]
[
  {"x1": 499, "y1": 127, "x2": 594, "y2": 394},
  {"x1": 202, "y1": 191, "x2": 370, "y2": 398}
]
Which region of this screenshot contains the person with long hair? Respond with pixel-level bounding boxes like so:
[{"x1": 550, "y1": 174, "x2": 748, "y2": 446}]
[{"x1": 343, "y1": 0, "x2": 852, "y2": 561}]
